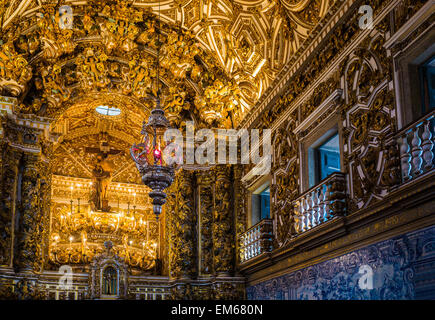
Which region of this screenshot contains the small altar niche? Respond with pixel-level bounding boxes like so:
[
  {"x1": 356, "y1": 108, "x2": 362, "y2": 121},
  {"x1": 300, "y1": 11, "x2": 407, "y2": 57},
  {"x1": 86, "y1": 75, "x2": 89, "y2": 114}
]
[
  {"x1": 102, "y1": 266, "x2": 118, "y2": 296},
  {"x1": 89, "y1": 241, "x2": 128, "y2": 299}
]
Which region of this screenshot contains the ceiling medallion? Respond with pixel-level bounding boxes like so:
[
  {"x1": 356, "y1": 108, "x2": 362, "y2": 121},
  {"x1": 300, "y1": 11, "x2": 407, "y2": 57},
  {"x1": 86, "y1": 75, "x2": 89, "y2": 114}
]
[{"x1": 130, "y1": 0, "x2": 175, "y2": 222}]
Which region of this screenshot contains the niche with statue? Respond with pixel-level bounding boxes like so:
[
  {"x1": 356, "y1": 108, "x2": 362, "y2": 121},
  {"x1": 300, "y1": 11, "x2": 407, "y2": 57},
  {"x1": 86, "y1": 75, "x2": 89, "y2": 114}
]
[{"x1": 89, "y1": 241, "x2": 128, "y2": 299}]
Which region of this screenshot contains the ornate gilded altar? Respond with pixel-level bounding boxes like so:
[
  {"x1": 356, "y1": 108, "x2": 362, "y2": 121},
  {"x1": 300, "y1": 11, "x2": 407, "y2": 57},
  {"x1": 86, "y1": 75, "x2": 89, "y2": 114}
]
[{"x1": 0, "y1": 0, "x2": 433, "y2": 301}]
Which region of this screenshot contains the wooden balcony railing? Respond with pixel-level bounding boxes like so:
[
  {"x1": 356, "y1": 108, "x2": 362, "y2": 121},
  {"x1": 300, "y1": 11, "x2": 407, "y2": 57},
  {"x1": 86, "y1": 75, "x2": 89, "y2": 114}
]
[
  {"x1": 396, "y1": 110, "x2": 435, "y2": 182},
  {"x1": 239, "y1": 219, "x2": 273, "y2": 263},
  {"x1": 293, "y1": 172, "x2": 346, "y2": 234}
]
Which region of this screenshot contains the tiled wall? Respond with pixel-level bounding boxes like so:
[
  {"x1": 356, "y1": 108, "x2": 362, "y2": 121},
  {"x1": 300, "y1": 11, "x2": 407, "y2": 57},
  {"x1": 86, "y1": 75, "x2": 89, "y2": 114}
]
[{"x1": 247, "y1": 225, "x2": 435, "y2": 300}]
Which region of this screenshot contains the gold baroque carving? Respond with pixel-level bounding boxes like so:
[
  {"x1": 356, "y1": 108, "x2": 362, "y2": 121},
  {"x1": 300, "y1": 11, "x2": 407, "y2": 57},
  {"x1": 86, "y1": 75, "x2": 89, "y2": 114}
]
[{"x1": 213, "y1": 165, "x2": 234, "y2": 275}]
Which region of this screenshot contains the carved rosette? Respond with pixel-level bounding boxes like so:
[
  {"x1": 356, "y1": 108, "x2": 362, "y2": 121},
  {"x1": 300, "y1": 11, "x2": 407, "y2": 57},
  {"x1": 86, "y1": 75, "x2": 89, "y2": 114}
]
[
  {"x1": 198, "y1": 170, "x2": 214, "y2": 275},
  {"x1": 213, "y1": 165, "x2": 234, "y2": 276}
]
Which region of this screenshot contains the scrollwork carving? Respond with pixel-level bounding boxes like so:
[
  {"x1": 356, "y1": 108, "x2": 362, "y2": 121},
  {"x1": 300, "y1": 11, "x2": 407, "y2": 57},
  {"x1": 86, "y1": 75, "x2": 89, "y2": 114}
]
[
  {"x1": 0, "y1": 41, "x2": 32, "y2": 96},
  {"x1": 168, "y1": 169, "x2": 196, "y2": 279},
  {"x1": 213, "y1": 165, "x2": 233, "y2": 275},
  {"x1": 0, "y1": 143, "x2": 20, "y2": 266},
  {"x1": 14, "y1": 153, "x2": 43, "y2": 271},
  {"x1": 198, "y1": 170, "x2": 214, "y2": 275}
]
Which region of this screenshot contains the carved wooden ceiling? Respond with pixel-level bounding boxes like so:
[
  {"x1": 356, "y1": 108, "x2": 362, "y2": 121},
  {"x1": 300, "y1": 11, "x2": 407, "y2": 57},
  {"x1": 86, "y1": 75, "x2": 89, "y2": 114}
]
[{"x1": 1, "y1": 0, "x2": 334, "y2": 124}]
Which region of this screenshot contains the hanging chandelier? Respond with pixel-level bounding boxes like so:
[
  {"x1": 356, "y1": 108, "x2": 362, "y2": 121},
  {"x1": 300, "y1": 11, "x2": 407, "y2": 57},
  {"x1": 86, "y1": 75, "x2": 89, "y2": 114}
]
[{"x1": 130, "y1": 1, "x2": 175, "y2": 221}]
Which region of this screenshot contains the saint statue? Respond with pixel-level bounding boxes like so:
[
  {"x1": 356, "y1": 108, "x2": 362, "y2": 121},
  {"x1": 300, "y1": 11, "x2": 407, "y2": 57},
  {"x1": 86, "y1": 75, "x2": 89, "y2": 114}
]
[
  {"x1": 92, "y1": 154, "x2": 113, "y2": 211},
  {"x1": 102, "y1": 266, "x2": 117, "y2": 296}
]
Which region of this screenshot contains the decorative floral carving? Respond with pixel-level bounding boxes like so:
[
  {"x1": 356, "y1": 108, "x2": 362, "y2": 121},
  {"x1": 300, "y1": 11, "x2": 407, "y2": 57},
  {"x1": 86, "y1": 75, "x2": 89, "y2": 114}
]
[
  {"x1": 14, "y1": 153, "x2": 43, "y2": 271},
  {"x1": 0, "y1": 142, "x2": 20, "y2": 266},
  {"x1": 198, "y1": 170, "x2": 214, "y2": 275},
  {"x1": 213, "y1": 165, "x2": 234, "y2": 275},
  {"x1": 167, "y1": 169, "x2": 196, "y2": 279},
  {"x1": 271, "y1": 119, "x2": 299, "y2": 247},
  {"x1": 0, "y1": 41, "x2": 32, "y2": 96},
  {"x1": 35, "y1": 4, "x2": 76, "y2": 60},
  {"x1": 341, "y1": 35, "x2": 399, "y2": 209}
]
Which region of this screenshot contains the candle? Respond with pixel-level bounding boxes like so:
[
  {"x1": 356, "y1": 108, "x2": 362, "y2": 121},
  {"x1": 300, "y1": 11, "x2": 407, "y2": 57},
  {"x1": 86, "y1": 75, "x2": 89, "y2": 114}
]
[
  {"x1": 89, "y1": 181, "x2": 92, "y2": 200},
  {"x1": 82, "y1": 236, "x2": 87, "y2": 255},
  {"x1": 128, "y1": 189, "x2": 132, "y2": 214},
  {"x1": 152, "y1": 242, "x2": 157, "y2": 257},
  {"x1": 146, "y1": 220, "x2": 149, "y2": 242}
]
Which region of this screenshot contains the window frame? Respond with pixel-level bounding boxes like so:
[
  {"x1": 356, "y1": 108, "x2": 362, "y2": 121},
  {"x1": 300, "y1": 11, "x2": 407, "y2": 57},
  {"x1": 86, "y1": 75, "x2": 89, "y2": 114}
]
[
  {"x1": 419, "y1": 55, "x2": 435, "y2": 114},
  {"x1": 298, "y1": 112, "x2": 344, "y2": 193},
  {"x1": 247, "y1": 175, "x2": 272, "y2": 228},
  {"x1": 312, "y1": 131, "x2": 341, "y2": 186},
  {"x1": 391, "y1": 24, "x2": 435, "y2": 129}
]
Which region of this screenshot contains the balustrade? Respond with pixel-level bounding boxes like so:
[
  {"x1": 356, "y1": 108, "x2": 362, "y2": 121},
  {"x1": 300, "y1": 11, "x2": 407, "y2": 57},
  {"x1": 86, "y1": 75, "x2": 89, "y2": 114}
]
[
  {"x1": 397, "y1": 110, "x2": 434, "y2": 182},
  {"x1": 239, "y1": 219, "x2": 273, "y2": 263},
  {"x1": 293, "y1": 172, "x2": 346, "y2": 234}
]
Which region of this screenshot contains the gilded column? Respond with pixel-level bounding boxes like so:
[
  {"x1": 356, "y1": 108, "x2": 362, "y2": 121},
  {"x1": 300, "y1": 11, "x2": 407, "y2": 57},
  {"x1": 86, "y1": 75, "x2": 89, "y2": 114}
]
[
  {"x1": 198, "y1": 170, "x2": 214, "y2": 276},
  {"x1": 234, "y1": 165, "x2": 247, "y2": 267},
  {"x1": 169, "y1": 169, "x2": 196, "y2": 279},
  {"x1": 164, "y1": 180, "x2": 176, "y2": 276},
  {"x1": 213, "y1": 165, "x2": 234, "y2": 276},
  {"x1": 14, "y1": 153, "x2": 43, "y2": 272},
  {"x1": 37, "y1": 143, "x2": 52, "y2": 271},
  {"x1": 0, "y1": 142, "x2": 21, "y2": 267}
]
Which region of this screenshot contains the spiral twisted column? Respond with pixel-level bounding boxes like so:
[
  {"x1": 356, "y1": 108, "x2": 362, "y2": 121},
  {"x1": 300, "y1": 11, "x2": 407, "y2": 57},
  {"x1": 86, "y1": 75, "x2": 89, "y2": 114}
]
[
  {"x1": 0, "y1": 142, "x2": 21, "y2": 267},
  {"x1": 14, "y1": 153, "x2": 43, "y2": 272},
  {"x1": 38, "y1": 152, "x2": 52, "y2": 271},
  {"x1": 233, "y1": 165, "x2": 248, "y2": 267},
  {"x1": 213, "y1": 165, "x2": 234, "y2": 276},
  {"x1": 167, "y1": 169, "x2": 196, "y2": 280},
  {"x1": 198, "y1": 170, "x2": 214, "y2": 276}
]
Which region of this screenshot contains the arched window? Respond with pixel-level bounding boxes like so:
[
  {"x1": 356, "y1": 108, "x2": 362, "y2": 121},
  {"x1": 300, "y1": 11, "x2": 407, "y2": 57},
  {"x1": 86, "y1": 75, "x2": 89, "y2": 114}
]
[
  {"x1": 95, "y1": 105, "x2": 121, "y2": 116},
  {"x1": 102, "y1": 266, "x2": 118, "y2": 295}
]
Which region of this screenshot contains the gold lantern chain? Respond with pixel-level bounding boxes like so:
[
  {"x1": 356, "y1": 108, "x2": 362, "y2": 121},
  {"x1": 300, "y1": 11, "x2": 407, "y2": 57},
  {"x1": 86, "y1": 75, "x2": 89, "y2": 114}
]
[
  {"x1": 153, "y1": 0, "x2": 161, "y2": 166},
  {"x1": 157, "y1": 0, "x2": 161, "y2": 104}
]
